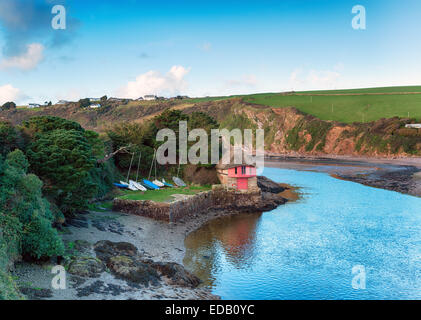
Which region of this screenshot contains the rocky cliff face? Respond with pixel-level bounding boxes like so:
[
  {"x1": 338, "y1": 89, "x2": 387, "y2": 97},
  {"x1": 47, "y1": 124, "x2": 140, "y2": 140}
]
[
  {"x1": 2, "y1": 98, "x2": 420, "y2": 157},
  {"x1": 183, "y1": 99, "x2": 421, "y2": 158}
]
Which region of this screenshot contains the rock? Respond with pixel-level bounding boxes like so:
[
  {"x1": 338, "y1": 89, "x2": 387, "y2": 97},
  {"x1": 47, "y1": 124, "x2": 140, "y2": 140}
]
[
  {"x1": 146, "y1": 262, "x2": 201, "y2": 288},
  {"x1": 74, "y1": 240, "x2": 92, "y2": 253},
  {"x1": 67, "y1": 256, "x2": 105, "y2": 278},
  {"x1": 107, "y1": 255, "x2": 160, "y2": 286},
  {"x1": 256, "y1": 192, "x2": 287, "y2": 211},
  {"x1": 257, "y1": 176, "x2": 285, "y2": 194},
  {"x1": 94, "y1": 240, "x2": 138, "y2": 263},
  {"x1": 19, "y1": 287, "x2": 53, "y2": 300},
  {"x1": 66, "y1": 218, "x2": 89, "y2": 228},
  {"x1": 76, "y1": 280, "x2": 128, "y2": 298},
  {"x1": 94, "y1": 241, "x2": 160, "y2": 286}
]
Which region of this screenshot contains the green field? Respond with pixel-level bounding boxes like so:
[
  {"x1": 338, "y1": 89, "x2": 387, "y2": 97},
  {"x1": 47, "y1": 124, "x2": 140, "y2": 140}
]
[
  {"x1": 241, "y1": 86, "x2": 421, "y2": 123},
  {"x1": 117, "y1": 185, "x2": 211, "y2": 203}
]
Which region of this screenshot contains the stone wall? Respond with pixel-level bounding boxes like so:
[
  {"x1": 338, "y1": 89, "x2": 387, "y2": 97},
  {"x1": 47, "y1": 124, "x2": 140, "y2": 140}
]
[
  {"x1": 113, "y1": 199, "x2": 171, "y2": 222},
  {"x1": 113, "y1": 189, "x2": 266, "y2": 223}
]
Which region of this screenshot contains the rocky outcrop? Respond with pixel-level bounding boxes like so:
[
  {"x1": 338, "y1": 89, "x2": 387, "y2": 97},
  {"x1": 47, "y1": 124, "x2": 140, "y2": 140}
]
[
  {"x1": 144, "y1": 262, "x2": 201, "y2": 288},
  {"x1": 106, "y1": 255, "x2": 160, "y2": 287},
  {"x1": 257, "y1": 176, "x2": 285, "y2": 193},
  {"x1": 93, "y1": 240, "x2": 201, "y2": 288},
  {"x1": 182, "y1": 100, "x2": 421, "y2": 157},
  {"x1": 67, "y1": 256, "x2": 105, "y2": 278}
]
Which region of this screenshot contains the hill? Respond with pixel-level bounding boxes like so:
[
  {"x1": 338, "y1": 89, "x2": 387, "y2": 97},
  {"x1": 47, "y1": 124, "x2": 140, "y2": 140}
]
[
  {"x1": 242, "y1": 86, "x2": 421, "y2": 123},
  {"x1": 1, "y1": 87, "x2": 421, "y2": 158}
]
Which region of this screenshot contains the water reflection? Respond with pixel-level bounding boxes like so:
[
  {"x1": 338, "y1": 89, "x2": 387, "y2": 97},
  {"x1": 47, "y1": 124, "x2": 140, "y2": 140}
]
[
  {"x1": 183, "y1": 167, "x2": 421, "y2": 300},
  {"x1": 184, "y1": 213, "x2": 262, "y2": 287}
]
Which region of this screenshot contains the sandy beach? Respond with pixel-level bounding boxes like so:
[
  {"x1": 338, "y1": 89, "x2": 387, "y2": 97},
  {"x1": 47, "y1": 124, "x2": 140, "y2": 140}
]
[{"x1": 13, "y1": 204, "x2": 260, "y2": 300}]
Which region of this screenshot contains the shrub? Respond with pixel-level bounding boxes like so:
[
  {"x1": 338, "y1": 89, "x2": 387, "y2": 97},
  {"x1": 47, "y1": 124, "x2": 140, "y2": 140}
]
[
  {"x1": 0, "y1": 150, "x2": 64, "y2": 260},
  {"x1": 0, "y1": 122, "x2": 18, "y2": 156},
  {"x1": 1, "y1": 102, "x2": 16, "y2": 110},
  {"x1": 21, "y1": 217, "x2": 64, "y2": 259}
]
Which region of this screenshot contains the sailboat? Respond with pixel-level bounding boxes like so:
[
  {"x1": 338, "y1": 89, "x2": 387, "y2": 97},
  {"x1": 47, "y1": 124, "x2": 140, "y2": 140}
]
[
  {"x1": 142, "y1": 148, "x2": 161, "y2": 190},
  {"x1": 118, "y1": 152, "x2": 138, "y2": 191},
  {"x1": 172, "y1": 161, "x2": 187, "y2": 187},
  {"x1": 161, "y1": 179, "x2": 174, "y2": 187}
]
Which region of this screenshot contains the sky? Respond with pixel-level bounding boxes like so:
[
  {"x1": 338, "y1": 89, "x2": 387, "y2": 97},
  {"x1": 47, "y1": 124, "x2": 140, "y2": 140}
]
[{"x1": 0, "y1": 0, "x2": 421, "y2": 104}]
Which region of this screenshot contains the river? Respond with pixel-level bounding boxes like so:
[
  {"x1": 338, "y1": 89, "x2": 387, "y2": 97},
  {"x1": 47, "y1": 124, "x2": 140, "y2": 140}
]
[{"x1": 183, "y1": 167, "x2": 421, "y2": 300}]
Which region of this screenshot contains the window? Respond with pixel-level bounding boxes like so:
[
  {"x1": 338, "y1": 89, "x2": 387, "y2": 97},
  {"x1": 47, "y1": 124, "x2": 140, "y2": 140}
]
[
  {"x1": 235, "y1": 167, "x2": 237, "y2": 174},
  {"x1": 242, "y1": 166, "x2": 246, "y2": 174}
]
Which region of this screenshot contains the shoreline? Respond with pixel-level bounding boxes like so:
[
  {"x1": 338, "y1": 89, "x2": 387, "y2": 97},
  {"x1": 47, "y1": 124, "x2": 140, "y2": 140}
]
[
  {"x1": 13, "y1": 155, "x2": 420, "y2": 300},
  {"x1": 265, "y1": 155, "x2": 421, "y2": 197},
  {"x1": 265, "y1": 153, "x2": 421, "y2": 169},
  {"x1": 13, "y1": 185, "x2": 293, "y2": 300}
]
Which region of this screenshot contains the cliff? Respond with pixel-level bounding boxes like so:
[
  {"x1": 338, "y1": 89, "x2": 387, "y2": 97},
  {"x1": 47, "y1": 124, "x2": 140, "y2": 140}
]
[{"x1": 1, "y1": 98, "x2": 420, "y2": 157}]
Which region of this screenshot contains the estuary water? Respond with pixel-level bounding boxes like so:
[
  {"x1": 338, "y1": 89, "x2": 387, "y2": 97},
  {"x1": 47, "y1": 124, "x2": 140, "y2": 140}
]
[{"x1": 183, "y1": 167, "x2": 421, "y2": 300}]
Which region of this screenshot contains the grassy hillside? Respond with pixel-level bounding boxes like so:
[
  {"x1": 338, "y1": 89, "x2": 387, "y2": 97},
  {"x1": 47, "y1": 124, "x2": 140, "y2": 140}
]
[{"x1": 242, "y1": 86, "x2": 421, "y2": 123}]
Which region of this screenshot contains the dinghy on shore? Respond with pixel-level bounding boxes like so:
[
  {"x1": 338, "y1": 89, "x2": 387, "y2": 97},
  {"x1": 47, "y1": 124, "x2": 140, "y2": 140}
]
[
  {"x1": 172, "y1": 176, "x2": 186, "y2": 187},
  {"x1": 130, "y1": 180, "x2": 147, "y2": 191},
  {"x1": 172, "y1": 161, "x2": 187, "y2": 187},
  {"x1": 142, "y1": 179, "x2": 160, "y2": 190},
  {"x1": 153, "y1": 179, "x2": 165, "y2": 187},
  {"x1": 113, "y1": 183, "x2": 128, "y2": 189},
  {"x1": 162, "y1": 179, "x2": 174, "y2": 187}
]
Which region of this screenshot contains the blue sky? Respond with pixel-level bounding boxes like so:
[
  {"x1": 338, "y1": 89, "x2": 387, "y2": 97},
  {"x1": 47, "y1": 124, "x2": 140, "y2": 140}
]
[{"x1": 0, "y1": 0, "x2": 420, "y2": 104}]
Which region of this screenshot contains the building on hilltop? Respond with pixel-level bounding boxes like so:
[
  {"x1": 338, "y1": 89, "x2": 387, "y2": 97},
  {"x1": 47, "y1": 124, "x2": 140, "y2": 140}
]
[
  {"x1": 143, "y1": 95, "x2": 157, "y2": 101},
  {"x1": 28, "y1": 103, "x2": 41, "y2": 108}
]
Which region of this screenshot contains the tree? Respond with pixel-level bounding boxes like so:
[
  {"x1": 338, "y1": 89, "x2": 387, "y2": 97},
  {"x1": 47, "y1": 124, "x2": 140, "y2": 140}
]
[
  {"x1": 1, "y1": 102, "x2": 16, "y2": 110},
  {"x1": 152, "y1": 109, "x2": 189, "y2": 134},
  {"x1": 188, "y1": 112, "x2": 219, "y2": 133},
  {"x1": 26, "y1": 129, "x2": 97, "y2": 215},
  {"x1": 21, "y1": 116, "x2": 83, "y2": 136},
  {"x1": 106, "y1": 122, "x2": 155, "y2": 173},
  {"x1": 100, "y1": 95, "x2": 108, "y2": 102},
  {"x1": 21, "y1": 116, "x2": 115, "y2": 211},
  {"x1": 0, "y1": 150, "x2": 64, "y2": 259},
  {"x1": 0, "y1": 122, "x2": 18, "y2": 156}
]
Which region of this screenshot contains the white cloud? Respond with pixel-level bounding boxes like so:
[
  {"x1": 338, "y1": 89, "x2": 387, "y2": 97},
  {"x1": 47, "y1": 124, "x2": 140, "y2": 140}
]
[
  {"x1": 307, "y1": 70, "x2": 341, "y2": 87},
  {"x1": 226, "y1": 75, "x2": 257, "y2": 88},
  {"x1": 0, "y1": 43, "x2": 44, "y2": 71},
  {"x1": 0, "y1": 84, "x2": 21, "y2": 105},
  {"x1": 289, "y1": 67, "x2": 341, "y2": 90},
  {"x1": 119, "y1": 65, "x2": 191, "y2": 98}
]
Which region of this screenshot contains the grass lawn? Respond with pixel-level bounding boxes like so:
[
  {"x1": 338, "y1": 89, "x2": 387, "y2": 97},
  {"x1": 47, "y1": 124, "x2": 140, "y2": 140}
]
[
  {"x1": 240, "y1": 86, "x2": 421, "y2": 123},
  {"x1": 117, "y1": 185, "x2": 212, "y2": 203}
]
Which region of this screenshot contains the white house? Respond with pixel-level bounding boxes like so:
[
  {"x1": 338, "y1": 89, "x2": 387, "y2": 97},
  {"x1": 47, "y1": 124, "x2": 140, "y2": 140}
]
[
  {"x1": 28, "y1": 103, "x2": 41, "y2": 108},
  {"x1": 89, "y1": 98, "x2": 101, "y2": 102},
  {"x1": 143, "y1": 95, "x2": 157, "y2": 101},
  {"x1": 89, "y1": 104, "x2": 101, "y2": 109},
  {"x1": 405, "y1": 124, "x2": 421, "y2": 129}
]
